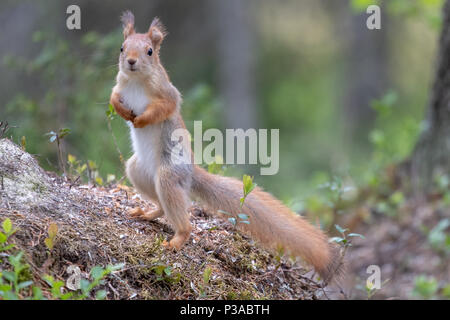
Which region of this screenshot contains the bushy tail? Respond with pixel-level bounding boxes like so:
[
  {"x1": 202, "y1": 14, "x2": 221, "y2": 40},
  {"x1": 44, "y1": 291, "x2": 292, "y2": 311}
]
[{"x1": 191, "y1": 166, "x2": 343, "y2": 282}]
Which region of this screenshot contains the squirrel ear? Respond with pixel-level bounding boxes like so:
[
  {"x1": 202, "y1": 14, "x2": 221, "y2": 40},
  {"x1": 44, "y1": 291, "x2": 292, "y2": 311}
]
[
  {"x1": 148, "y1": 17, "x2": 167, "y2": 49},
  {"x1": 121, "y1": 10, "x2": 135, "y2": 39}
]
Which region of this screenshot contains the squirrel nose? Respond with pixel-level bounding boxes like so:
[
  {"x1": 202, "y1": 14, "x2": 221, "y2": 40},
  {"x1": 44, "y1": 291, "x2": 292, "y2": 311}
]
[{"x1": 127, "y1": 59, "x2": 137, "y2": 66}]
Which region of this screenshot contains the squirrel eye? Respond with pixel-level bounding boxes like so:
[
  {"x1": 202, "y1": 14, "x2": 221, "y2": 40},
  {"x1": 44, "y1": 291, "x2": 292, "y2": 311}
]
[
  {"x1": 147, "y1": 48, "x2": 153, "y2": 56},
  {"x1": 120, "y1": 46, "x2": 123, "y2": 52}
]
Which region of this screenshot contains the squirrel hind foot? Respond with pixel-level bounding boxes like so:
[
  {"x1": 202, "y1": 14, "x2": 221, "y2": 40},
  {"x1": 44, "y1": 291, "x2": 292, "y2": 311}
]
[
  {"x1": 163, "y1": 232, "x2": 190, "y2": 251},
  {"x1": 128, "y1": 207, "x2": 164, "y2": 221}
]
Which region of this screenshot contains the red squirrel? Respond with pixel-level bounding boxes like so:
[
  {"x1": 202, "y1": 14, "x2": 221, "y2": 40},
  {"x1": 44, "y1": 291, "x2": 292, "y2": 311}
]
[{"x1": 109, "y1": 11, "x2": 342, "y2": 282}]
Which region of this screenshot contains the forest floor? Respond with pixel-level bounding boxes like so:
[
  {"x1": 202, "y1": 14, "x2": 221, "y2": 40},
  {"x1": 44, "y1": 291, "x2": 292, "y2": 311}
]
[
  {"x1": 336, "y1": 184, "x2": 450, "y2": 299},
  {"x1": 0, "y1": 138, "x2": 327, "y2": 300},
  {"x1": 1, "y1": 137, "x2": 448, "y2": 300}
]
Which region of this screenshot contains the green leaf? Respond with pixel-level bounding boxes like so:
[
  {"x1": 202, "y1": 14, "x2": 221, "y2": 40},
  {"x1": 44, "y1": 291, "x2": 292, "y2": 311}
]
[
  {"x1": 90, "y1": 266, "x2": 105, "y2": 280},
  {"x1": 0, "y1": 284, "x2": 13, "y2": 292},
  {"x1": 2, "y1": 218, "x2": 12, "y2": 233},
  {"x1": 8, "y1": 251, "x2": 24, "y2": 268},
  {"x1": 17, "y1": 280, "x2": 33, "y2": 290},
  {"x1": 164, "y1": 266, "x2": 172, "y2": 276},
  {"x1": 335, "y1": 224, "x2": 348, "y2": 234},
  {"x1": 348, "y1": 233, "x2": 365, "y2": 239},
  {"x1": 48, "y1": 223, "x2": 58, "y2": 238},
  {"x1": 351, "y1": 0, "x2": 381, "y2": 12},
  {"x1": 237, "y1": 213, "x2": 249, "y2": 221},
  {"x1": 67, "y1": 154, "x2": 77, "y2": 164},
  {"x1": 0, "y1": 232, "x2": 7, "y2": 244},
  {"x1": 95, "y1": 289, "x2": 107, "y2": 300},
  {"x1": 228, "y1": 217, "x2": 237, "y2": 226},
  {"x1": 2, "y1": 271, "x2": 16, "y2": 283},
  {"x1": 203, "y1": 266, "x2": 212, "y2": 285},
  {"x1": 0, "y1": 244, "x2": 15, "y2": 251},
  {"x1": 108, "y1": 263, "x2": 125, "y2": 272},
  {"x1": 152, "y1": 265, "x2": 165, "y2": 276},
  {"x1": 242, "y1": 175, "x2": 256, "y2": 196},
  {"x1": 329, "y1": 237, "x2": 344, "y2": 243},
  {"x1": 43, "y1": 274, "x2": 54, "y2": 285},
  {"x1": 44, "y1": 238, "x2": 53, "y2": 251},
  {"x1": 442, "y1": 284, "x2": 450, "y2": 298},
  {"x1": 79, "y1": 279, "x2": 90, "y2": 294},
  {"x1": 413, "y1": 275, "x2": 438, "y2": 299},
  {"x1": 3, "y1": 290, "x2": 18, "y2": 300},
  {"x1": 59, "y1": 128, "x2": 71, "y2": 138},
  {"x1": 95, "y1": 176, "x2": 104, "y2": 186},
  {"x1": 32, "y1": 286, "x2": 44, "y2": 300}
]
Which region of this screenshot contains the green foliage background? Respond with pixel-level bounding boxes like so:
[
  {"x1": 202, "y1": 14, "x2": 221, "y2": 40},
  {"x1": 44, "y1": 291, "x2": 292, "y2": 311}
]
[{"x1": 0, "y1": 0, "x2": 442, "y2": 208}]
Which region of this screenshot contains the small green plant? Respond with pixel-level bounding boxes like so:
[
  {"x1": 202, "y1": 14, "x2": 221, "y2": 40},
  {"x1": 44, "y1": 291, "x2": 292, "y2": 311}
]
[
  {"x1": 435, "y1": 174, "x2": 450, "y2": 206},
  {"x1": 330, "y1": 224, "x2": 365, "y2": 248},
  {"x1": 20, "y1": 136, "x2": 26, "y2": 151},
  {"x1": 151, "y1": 263, "x2": 182, "y2": 284},
  {"x1": 318, "y1": 176, "x2": 355, "y2": 214},
  {"x1": 412, "y1": 275, "x2": 439, "y2": 299},
  {"x1": 87, "y1": 160, "x2": 104, "y2": 186},
  {"x1": 42, "y1": 275, "x2": 73, "y2": 300},
  {"x1": 329, "y1": 224, "x2": 365, "y2": 277},
  {"x1": 363, "y1": 277, "x2": 390, "y2": 300},
  {"x1": 0, "y1": 252, "x2": 33, "y2": 299},
  {"x1": 77, "y1": 263, "x2": 125, "y2": 299},
  {"x1": 67, "y1": 154, "x2": 87, "y2": 178},
  {"x1": 426, "y1": 218, "x2": 450, "y2": 254},
  {"x1": 199, "y1": 266, "x2": 212, "y2": 297},
  {"x1": 45, "y1": 128, "x2": 71, "y2": 176},
  {"x1": 274, "y1": 246, "x2": 285, "y2": 270},
  {"x1": 0, "y1": 218, "x2": 124, "y2": 300},
  {"x1": 240, "y1": 175, "x2": 257, "y2": 207},
  {"x1": 0, "y1": 218, "x2": 16, "y2": 253},
  {"x1": 217, "y1": 175, "x2": 255, "y2": 228},
  {"x1": 44, "y1": 223, "x2": 58, "y2": 252}
]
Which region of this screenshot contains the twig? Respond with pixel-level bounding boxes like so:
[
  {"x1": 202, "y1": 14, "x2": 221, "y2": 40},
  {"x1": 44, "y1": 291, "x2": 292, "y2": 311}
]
[{"x1": 106, "y1": 116, "x2": 125, "y2": 169}]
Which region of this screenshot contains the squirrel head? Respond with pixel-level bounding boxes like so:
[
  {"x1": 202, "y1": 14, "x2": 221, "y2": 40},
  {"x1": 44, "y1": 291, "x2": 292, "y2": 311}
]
[{"x1": 118, "y1": 11, "x2": 167, "y2": 76}]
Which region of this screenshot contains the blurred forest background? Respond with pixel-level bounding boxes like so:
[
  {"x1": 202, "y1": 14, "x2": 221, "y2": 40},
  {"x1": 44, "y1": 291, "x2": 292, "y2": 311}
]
[
  {"x1": 1, "y1": 0, "x2": 449, "y2": 299},
  {"x1": 1, "y1": 0, "x2": 441, "y2": 199}
]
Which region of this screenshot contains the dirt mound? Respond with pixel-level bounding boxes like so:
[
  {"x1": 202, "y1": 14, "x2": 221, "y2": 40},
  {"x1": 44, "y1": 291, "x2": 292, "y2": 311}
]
[{"x1": 0, "y1": 138, "x2": 325, "y2": 299}]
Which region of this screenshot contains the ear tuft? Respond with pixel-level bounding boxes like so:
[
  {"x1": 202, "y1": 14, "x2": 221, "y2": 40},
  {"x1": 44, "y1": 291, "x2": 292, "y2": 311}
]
[
  {"x1": 121, "y1": 10, "x2": 135, "y2": 39},
  {"x1": 148, "y1": 17, "x2": 167, "y2": 48}
]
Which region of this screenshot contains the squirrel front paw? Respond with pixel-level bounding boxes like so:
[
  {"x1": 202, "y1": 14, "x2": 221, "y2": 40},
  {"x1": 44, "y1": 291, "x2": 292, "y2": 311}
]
[
  {"x1": 118, "y1": 105, "x2": 136, "y2": 122},
  {"x1": 133, "y1": 115, "x2": 148, "y2": 128}
]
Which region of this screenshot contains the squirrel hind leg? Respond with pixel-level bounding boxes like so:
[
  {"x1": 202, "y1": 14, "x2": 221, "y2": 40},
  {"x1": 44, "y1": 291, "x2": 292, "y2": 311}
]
[
  {"x1": 126, "y1": 154, "x2": 158, "y2": 198},
  {"x1": 156, "y1": 168, "x2": 192, "y2": 251},
  {"x1": 126, "y1": 155, "x2": 164, "y2": 220}
]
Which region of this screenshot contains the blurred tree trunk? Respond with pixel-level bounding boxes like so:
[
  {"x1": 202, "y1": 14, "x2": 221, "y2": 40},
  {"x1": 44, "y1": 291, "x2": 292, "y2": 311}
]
[
  {"x1": 409, "y1": 0, "x2": 450, "y2": 191},
  {"x1": 343, "y1": 5, "x2": 389, "y2": 139},
  {"x1": 213, "y1": 0, "x2": 258, "y2": 129}
]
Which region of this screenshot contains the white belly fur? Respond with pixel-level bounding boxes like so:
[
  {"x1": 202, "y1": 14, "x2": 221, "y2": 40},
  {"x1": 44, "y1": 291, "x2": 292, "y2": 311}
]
[{"x1": 121, "y1": 80, "x2": 161, "y2": 179}]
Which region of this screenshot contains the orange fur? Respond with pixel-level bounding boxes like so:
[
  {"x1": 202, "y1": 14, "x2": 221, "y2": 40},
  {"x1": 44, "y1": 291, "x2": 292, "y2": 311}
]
[
  {"x1": 133, "y1": 97, "x2": 176, "y2": 128},
  {"x1": 109, "y1": 91, "x2": 135, "y2": 122},
  {"x1": 191, "y1": 166, "x2": 343, "y2": 282}
]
